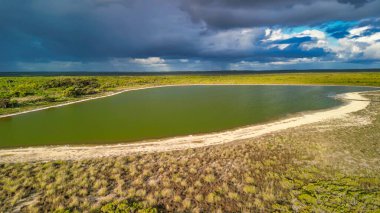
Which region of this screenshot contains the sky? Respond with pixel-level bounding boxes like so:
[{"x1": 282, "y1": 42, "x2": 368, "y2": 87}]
[{"x1": 0, "y1": 0, "x2": 380, "y2": 72}]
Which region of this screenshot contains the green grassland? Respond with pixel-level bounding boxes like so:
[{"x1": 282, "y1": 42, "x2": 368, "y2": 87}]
[
  {"x1": 0, "y1": 91, "x2": 379, "y2": 212},
  {"x1": 1, "y1": 72, "x2": 380, "y2": 115}
]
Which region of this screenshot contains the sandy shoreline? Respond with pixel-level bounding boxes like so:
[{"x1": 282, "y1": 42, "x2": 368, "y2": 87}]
[{"x1": 0, "y1": 91, "x2": 371, "y2": 163}]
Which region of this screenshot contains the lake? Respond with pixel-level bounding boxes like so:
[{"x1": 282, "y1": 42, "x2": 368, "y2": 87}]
[{"x1": 0, "y1": 85, "x2": 376, "y2": 148}]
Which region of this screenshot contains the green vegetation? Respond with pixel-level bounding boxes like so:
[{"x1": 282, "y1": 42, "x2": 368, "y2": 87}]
[
  {"x1": 0, "y1": 77, "x2": 104, "y2": 115},
  {"x1": 0, "y1": 91, "x2": 379, "y2": 212},
  {"x1": 1, "y1": 72, "x2": 380, "y2": 115},
  {"x1": 99, "y1": 200, "x2": 159, "y2": 213}
]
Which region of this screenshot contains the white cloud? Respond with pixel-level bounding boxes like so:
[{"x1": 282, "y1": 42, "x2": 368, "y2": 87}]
[
  {"x1": 334, "y1": 26, "x2": 380, "y2": 60},
  {"x1": 264, "y1": 29, "x2": 290, "y2": 41},
  {"x1": 269, "y1": 57, "x2": 320, "y2": 65},
  {"x1": 364, "y1": 42, "x2": 380, "y2": 59},
  {"x1": 110, "y1": 57, "x2": 170, "y2": 71},
  {"x1": 263, "y1": 28, "x2": 330, "y2": 51},
  {"x1": 263, "y1": 25, "x2": 380, "y2": 62},
  {"x1": 228, "y1": 61, "x2": 271, "y2": 70},
  {"x1": 263, "y1": 29, "x2": 326, "y2": 42},
  {"x1": 277, "y1": 44, "x2": 290, "y2": 50},
  {"x1": 130, "y1": 57, "x2": 166, "y2": 65},
  {"x1": 348, "y1": 26, "x2": 370, "y2": 37},
  {"x1": 298, "y1": 30, "x2": 329, "y2": 51},
  {"x1": 301, "y1": 30, "x2": 326, "y2": 40}
]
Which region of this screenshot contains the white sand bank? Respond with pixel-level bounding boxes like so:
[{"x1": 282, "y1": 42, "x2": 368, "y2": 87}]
[{"x1": 0, "y1": 91, "x2": 371, "y2": 163}]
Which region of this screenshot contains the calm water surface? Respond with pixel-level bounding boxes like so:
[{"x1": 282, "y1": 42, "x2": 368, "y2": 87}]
[{"x1": 0, "y1": 85, "x2": 375, "y2": 148}]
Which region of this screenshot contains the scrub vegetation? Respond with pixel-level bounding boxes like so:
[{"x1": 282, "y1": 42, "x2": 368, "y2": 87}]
[
  {"x1": 0, "y1": 91, "x2": 379, "y2": 212},
  {"x1": 1, "y1": 72, "x2": 380, "y2": 115}
]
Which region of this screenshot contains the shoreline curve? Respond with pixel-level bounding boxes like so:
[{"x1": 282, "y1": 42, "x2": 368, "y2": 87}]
[{"x1": 0, "y1": 91, "x2": 372, "y2": 163}]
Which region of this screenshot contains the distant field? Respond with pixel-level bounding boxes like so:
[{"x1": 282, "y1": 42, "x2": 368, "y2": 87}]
[{"x1": 1, "y1": 72, "x2": 380, "y2": 115}]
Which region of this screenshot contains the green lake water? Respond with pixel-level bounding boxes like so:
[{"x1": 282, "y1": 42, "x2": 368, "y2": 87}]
[{"x1": 0, "y1": 85, "x2": 376, "y2": 148}]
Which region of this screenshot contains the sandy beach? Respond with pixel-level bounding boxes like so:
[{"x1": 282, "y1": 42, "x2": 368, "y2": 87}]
[{"x1": 0, "y1": 91, "x2": 371, "y2": 163}]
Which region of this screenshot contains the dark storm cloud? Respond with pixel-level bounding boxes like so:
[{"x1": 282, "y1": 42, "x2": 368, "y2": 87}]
[
  {"x1": 0, "y1": 0, "x2": 335, "y2": 65},
  {"x1": 0, "y1": 0, "x2": 202, "y2": 62},
  {"x1": 181, "y1": 0, "x2": 380, "y2": 29},
  {"x1": 0, "y1": 0, "x2": 379, "y2": 71},
  {"x1": 338, "y1": 0, "x2": 371, "y2": 7}
]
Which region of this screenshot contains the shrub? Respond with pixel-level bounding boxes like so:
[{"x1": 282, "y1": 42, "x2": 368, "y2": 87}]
[
  {"x1": 42, "y1": 78, "x2": 101, "y2": 97},
  {"x1": 206, "y1": 193, "x2": 220, "y2": 203},
  {"x1": 243, "y1": 185, "x2": 256, "y2": 194},
  {"x1": 228, "y1": 192, "x2": 239, "y2": 200},
  {"x1": 195, "y1": 194, "x2": 203, "y2": 202},
  {"x1": 244, "y1": 176, "x2": 255, "y2": 184},
  {"x1": 0, "y1": 97, "x2": 18, "y2": 108},
  {"x1": 43, "y1": 78, "x2": 100, "y2": 89},
  {"x1": 160, "y1": 188, "x2": 172, "y2": 198},
  {"x1": 173, "y1": 195, "x2": 182, "y2": 203},
  {"x1": 63, "y1": 87, "x2": 86, "y2": 98},
  {"x1": 99, "y1": 200, "x2": 158, "y2": 213},
  {"x1": 204, "y1": 174, "x2": 216, "y2": 183},
  {"x1": 298, "y1": 193, "x2": 317, "y2": 205},
  {"x1": 182, "y1": 198, "x2": 191, "y2": 209},
  {"x1": 0, "y1": 97, "x2": 11, "y2": 108}
]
